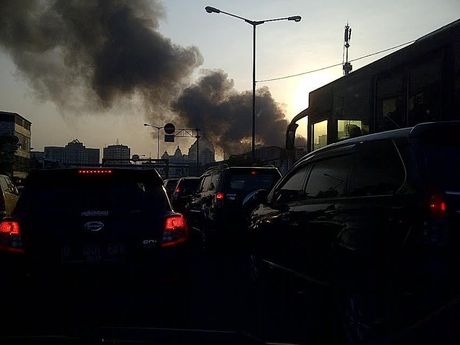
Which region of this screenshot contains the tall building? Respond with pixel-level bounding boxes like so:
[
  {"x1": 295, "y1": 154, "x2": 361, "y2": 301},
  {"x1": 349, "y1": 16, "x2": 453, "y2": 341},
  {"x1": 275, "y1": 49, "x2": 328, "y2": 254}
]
[
  {"x1": 161, "y1": 146, "x2": 190, "y2": 177},
  {"x1": 188, "y1": 137, "x2": 215, "y2": 166},
  {"x1": 44, "y1": 146, "x2": 65, "y2": 164},
  {"x1": 44, "y1": 140, "x2": 99, "y2": 167},
  {"x1": 160, "y1": 139, "x2": 216, "y2": 177},
  {"x1": 0, "y1": 111, "x2": 32, "y2": 178},
  {"x1": 103, "y1": 144, "x2": 130, "y2": 166}
]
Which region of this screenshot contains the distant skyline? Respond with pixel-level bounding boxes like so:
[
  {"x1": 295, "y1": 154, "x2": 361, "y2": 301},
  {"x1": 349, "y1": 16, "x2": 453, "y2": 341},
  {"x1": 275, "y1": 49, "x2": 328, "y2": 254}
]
[{"x1": 0, "y1": 0, "x2": 459, "y2": 159}]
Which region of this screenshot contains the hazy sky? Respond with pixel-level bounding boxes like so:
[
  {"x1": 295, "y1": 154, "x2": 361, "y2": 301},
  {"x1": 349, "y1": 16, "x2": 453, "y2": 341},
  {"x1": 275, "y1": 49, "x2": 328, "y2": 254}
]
[{"x1": 0, "y1": 0, "x2": 459, "y2": 159}]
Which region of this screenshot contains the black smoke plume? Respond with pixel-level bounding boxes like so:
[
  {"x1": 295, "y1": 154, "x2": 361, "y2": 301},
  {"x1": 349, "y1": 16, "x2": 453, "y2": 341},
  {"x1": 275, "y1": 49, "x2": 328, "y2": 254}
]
[
  {"x1": 0, "y1": 0, "x2": 304, "y2": 155},
  {"x1": 174, "y1": 70, "x2": 306, "y2": 155},
  {"x1": 0, "y1": 0, "x2": 202, "y2": 114}
]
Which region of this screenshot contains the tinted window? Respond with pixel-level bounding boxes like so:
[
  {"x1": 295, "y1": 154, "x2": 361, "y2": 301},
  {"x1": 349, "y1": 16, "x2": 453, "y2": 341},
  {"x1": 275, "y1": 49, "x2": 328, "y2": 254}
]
[
  {"x1": 226, "y1": 170, "x2": 279, "y2": 193},
  {"x1": 210, "y1": 173, "x2": 220, "y2": 191},
  {"x1": 5, "y1": 177, "x2": 17, "y2": 194},
  {"x1": 17, "y1": 173, "x2": 168, "y2": 216},
  {"x1": 0, "y1": 177, "x2": 7, "y2": 192},
  {"x1": 200, "y1": 175, "x2": 212, "y2": 192},
  {"x1": 305, "y1": 155, "x2": 351, "y2": 199},
  {"x1": 349, "y1": 140, "x2": 405, "y2": 196},
  {"x1": 274, "y1": 166, "x2": 308, "y2": 204},
  {"x1": 178, "y1": 179, "x2": 201, "y2": 194},
  {"x1": 416, "y1": 134, "x2": 460, "y2": 190},
  {"x1": 164, "y1": 179, "x2": 178, "y2": 194}
]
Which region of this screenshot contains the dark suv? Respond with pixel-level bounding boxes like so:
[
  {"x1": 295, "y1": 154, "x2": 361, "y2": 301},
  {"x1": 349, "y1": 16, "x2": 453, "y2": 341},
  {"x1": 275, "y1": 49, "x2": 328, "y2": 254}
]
[
  {"x1": 249, "y1": 122, "x2": 460, "y2": 343},
  {"x1": 171, "y1": 176, "x2": 202, "y2": 213},
  {"x1": 0, "y1": 168, "x2": 189, "y2": 274},
  {"x1": 188, "y1": 166, "x2": 281, "y2": 247}
]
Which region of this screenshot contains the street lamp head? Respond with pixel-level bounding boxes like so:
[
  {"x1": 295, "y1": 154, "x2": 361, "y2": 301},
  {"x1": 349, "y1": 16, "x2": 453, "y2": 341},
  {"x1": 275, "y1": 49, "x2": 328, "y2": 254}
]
[
  {"x1": 205, "y1": 6, "x2": 221, "y2": 14},
  {"x1": 288, "y1": 16, "x2": 302, "y2": 22}
]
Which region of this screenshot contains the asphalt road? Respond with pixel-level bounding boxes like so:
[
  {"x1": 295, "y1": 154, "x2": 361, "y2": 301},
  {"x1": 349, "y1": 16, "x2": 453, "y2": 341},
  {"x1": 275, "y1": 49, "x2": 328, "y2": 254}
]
[{"x1": 2, "y1": 251, "x2": 460, "y2": 345}]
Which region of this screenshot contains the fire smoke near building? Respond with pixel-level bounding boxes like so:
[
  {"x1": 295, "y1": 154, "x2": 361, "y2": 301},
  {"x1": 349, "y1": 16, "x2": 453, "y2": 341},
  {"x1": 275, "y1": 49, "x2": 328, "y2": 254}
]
[{"x1": 0, "y1": 0, "x2": 304, "y2": 155}]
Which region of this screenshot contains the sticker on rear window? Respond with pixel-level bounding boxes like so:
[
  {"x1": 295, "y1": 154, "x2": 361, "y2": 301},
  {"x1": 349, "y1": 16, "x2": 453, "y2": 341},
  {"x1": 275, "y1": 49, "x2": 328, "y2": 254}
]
[{"x1": 81, "y1": 210, "x2": 109, "y2": 217}]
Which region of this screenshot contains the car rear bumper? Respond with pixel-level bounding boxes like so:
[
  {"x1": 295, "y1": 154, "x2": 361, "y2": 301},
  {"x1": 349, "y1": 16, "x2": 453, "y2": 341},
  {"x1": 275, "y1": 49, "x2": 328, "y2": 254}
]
[{"x1": 2, "y1": 244, "x2": 192, "y2": 286}]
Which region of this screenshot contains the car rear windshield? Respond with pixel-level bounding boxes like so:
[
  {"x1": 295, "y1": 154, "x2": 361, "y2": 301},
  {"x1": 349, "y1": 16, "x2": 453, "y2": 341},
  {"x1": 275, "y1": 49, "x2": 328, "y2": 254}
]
[
  {"x1": 178, "y1": 179, "x2": 200, "y2": 194},
  {"x1": 415, "y1": 135, "x2": 460, "y2": 191},
  {"x1": 225, "y1": 170, "x2": 280, "y2": 193},
  {"x1": 16, "y1": 171, "x2": 169, "y2": 216}
]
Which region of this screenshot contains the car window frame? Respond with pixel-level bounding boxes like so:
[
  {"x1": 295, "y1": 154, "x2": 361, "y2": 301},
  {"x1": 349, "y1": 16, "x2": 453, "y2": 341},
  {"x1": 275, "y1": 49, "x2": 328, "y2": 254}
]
[
  {"x1": 0, "y1": 176, "x2": 8, "y2": 193},
  {"x1": 303, "y1": 153, "x2": 355, "y2": 201},
  {"x1": 269, "y1": 164, "x2": 310, "y2": 207},
  {"x1": 348, "y1": 139, "x2": 407, "y2": 197},
  {"x1": 199, "y1": 175, "x2": 212, "y2": 193}
]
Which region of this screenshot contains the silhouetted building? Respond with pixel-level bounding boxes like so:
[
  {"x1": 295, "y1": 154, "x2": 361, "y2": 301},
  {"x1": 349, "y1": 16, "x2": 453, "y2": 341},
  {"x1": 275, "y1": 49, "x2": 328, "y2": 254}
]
[
  {"x1": 44, "y1": 140, "x2": 99, "y2": 167},
  {"x1": 160, "y1": 139, "x2": 216, "y2": 177},
  {"x1": 188, "y1": 137, "x2": 215, "y2": 166},
  {"x1": 0, "y1": 111, "x2": 31, "y2": 178},
  {"x1": 30, "y1": 151, "x2": 44, "y2": 169},
  {"x1": 103, "y1": 144, "x2": 130, "y2": 166},
  {"x1": 161, "y1": 146, "x2": 190, "y2": 177}
]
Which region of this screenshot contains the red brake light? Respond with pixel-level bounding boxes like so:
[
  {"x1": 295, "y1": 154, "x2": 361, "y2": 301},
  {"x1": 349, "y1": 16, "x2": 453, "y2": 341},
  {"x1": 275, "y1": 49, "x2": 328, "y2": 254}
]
[
  {"x1": 251, "y1": 170, "x2": 257, "y2": 176},
  {"x1": 429, "y1": 194, "x2": 447, "y2": 216},
  {"x1": 0, "y1": 220, "x2": 23, "y2": 253},
  {"x1": 165, "y1": 214, "x2": 187, "y2": 230},
  {"x1": 162, "y1": 214, "x2": 188, "y2": 248},
  {"x1": 0, "y1": 221, "x2": 20, "y2": 235},
  {"x1": 175, "y1": 187, "x2": 181, "y2": 193},
  {"x1": 216, "y1": 192, "x2": 224, "y2": 200},
  {"x1": 78, "y1": 169, "x2": 112, "y2": 174}
]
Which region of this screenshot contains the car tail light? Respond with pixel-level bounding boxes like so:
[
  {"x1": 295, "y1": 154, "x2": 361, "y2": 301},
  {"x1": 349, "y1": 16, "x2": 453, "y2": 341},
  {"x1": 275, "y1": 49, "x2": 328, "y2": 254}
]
[
  {"x1": 0, "y1": 220, "x2": 20, "y2": 235},
  {"x1": 429, "y1": 194, "x2": 447, "y2": 217},
  {"x1": 216, "y1": 192, "x2": 224, "y2": 200},
  {"x1": 422, "y1": 194, "x2": 449, "y2": 246},
  {"x1": 162, "y1": 214, "x2": 189, "y2": 248},
  {"x1": 0, "y1": 220, "x2": 23, "y2": 253},
  {"x1": 175, "y1": 186, "x2": 181, "y2": 193}
]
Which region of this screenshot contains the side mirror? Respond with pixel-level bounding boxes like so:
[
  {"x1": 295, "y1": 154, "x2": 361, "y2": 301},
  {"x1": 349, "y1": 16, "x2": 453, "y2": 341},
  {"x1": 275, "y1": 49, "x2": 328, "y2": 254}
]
[{"x1": 242, "y1": 189, "x2": 268, "y2": 212}]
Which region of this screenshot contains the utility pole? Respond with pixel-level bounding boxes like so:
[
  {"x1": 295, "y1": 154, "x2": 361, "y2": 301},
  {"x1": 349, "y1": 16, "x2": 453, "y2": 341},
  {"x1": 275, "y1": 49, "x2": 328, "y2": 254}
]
[
  {"x1": 343, "y1": 23, "x2": 352, "y2": 75},
  {"x1": 143, "y1": 124, "x2": 163, "y2": 160},
  {"x1": 174, "y1": 128, "x2": 201, "y2": 176},
  {"x1": 196, "y1": 129, "x2": 200, "y2": 172}
]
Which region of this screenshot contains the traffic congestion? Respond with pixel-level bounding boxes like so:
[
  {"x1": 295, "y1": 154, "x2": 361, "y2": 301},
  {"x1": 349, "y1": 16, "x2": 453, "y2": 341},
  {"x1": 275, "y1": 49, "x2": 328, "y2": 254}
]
[
  {"x1": 0, "y1": 121, "x2": 459, "y2": 344},
  {"x1": 1, "y1": 1, "x2": 459, "y2": 344}
]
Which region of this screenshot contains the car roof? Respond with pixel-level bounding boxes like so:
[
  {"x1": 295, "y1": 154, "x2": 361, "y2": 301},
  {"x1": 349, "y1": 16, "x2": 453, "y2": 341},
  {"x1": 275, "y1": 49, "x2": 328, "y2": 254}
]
[
  {"x1": 178, "y1": 176, "x2": 200, "y2": 181},
  {"x1": 298, "y1": 121, "x2": 460, "y2": 164},
  {"x1": 202, "y1": 165, "x2": 280, "y2": 175}
]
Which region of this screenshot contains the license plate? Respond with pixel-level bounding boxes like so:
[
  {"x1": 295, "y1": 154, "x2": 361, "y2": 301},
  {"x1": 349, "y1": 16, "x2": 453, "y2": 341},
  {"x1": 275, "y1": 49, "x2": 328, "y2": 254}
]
[
  {"x1": 61, "y1": 244, "x2": 125, "y2": 263},
  {"x1": 83, "y1": 245, "x2": 102, "y2": 263}
]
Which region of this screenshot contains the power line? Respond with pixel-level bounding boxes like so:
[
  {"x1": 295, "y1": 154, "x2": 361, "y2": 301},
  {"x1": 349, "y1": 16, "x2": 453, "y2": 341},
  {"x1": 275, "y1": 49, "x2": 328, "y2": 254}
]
[{"x1": 257, "y1": 40, "x2": 416, "y2": 83}]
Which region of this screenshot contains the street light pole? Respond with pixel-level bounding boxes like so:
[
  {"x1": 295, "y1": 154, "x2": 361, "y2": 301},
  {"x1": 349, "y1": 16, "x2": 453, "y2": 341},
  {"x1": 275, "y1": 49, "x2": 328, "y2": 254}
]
[
  {"x1": 205, "y1": 6, "x2": 301, "y2": 163},
  {"x1": 144, "y1": 123, "x2": 163, "y2": 160},
  {"x1": 252, "y1": 23, "x2": 256, "y2": 163},
  {"x1": 196, "y1": 129, "x2": 200, "y2": 172}
]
